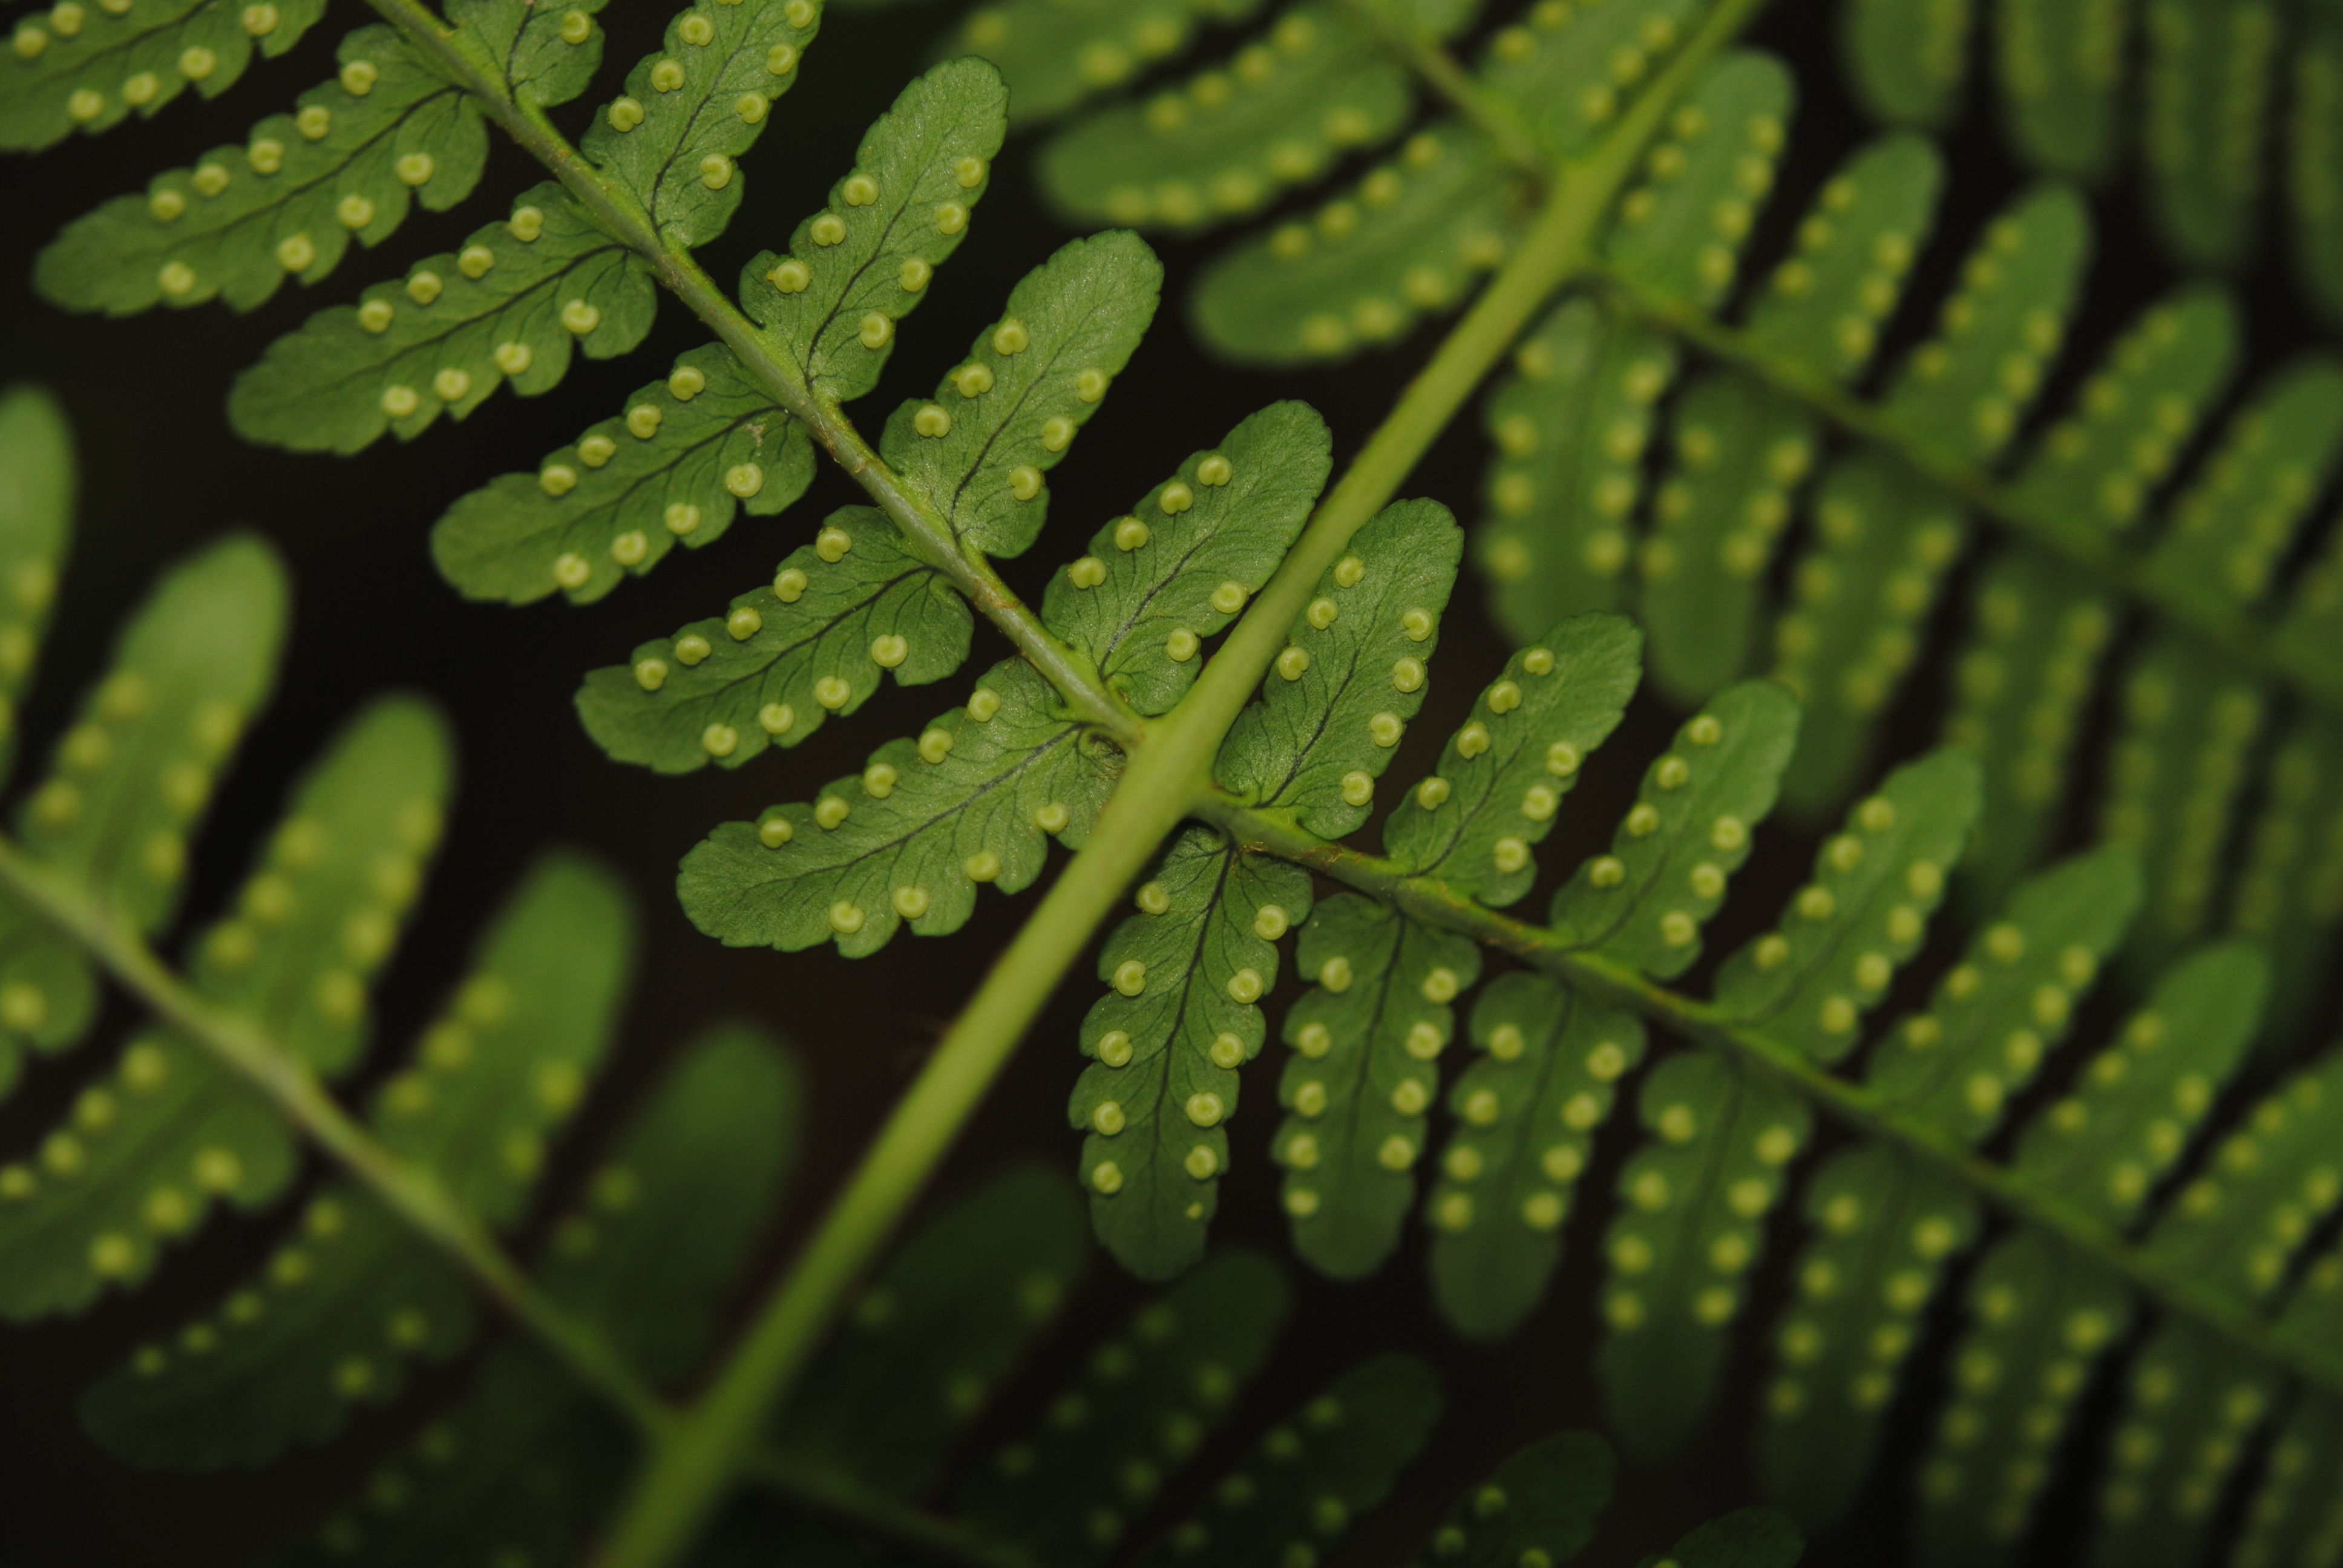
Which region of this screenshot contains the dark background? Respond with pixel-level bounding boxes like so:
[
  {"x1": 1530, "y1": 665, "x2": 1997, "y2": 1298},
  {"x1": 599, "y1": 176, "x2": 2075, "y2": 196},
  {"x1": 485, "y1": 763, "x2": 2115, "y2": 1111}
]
[{"x1": 1, "y1": 1, "x2": 2330, "y2": 1564}]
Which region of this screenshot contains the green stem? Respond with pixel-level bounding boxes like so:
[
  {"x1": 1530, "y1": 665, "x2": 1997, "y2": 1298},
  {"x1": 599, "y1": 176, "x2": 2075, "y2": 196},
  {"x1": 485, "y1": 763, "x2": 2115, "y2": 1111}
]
[
  {"x1": 1196, "y1": 795, "x2": 2343, "y2": 1402},
  {"x1": 362, "y1": 0, "x2": 1141, "y2": 743},
  {"x1": 1588, "y1": 267, "x2": 2343, "y2": 716},
  {"x1": 0, "y1": 837, "x2": 675, "y2": 1437}
]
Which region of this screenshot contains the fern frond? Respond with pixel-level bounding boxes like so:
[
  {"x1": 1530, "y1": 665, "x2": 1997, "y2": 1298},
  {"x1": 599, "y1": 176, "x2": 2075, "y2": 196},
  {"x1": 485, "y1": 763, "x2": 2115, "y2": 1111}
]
[
  {"x1": 1074, "y1": 828, "x2": 1312, "y2": 1279},
  {"x1": 577, "y1": 506, "x2": 966, "y2": 771},
  {"x1": 1936, "y1": 552, "x2": 2117, "y2": 908},
  {"x1": 1837, "y1": 0, "x2": 1970, "y2": 131},
  {"x1": 2028, "y1": 941, "x2": 2263, "y2": 1209},
  {"x1": 1602, "y1": 52, "x2": 1791, "y2": 312},
  {"x1": 741, "y1": 56, "x2": 1006, "y2": 402},
  {"x1": 45, "y1": 843, "x2": 623, "y2": 1472},
  {"x1": 949, "y1": 1247, "x2": 1291, "y2": 1561},
  {"x1": 0, "y1": 690, "x2": 447, "y2": 1319},
  {"x1": 36, "y1": 26, "x2": 494, "y2": 316},
  {"x1": 1907, "y1": 1228, "x2": 2133, "y2": 1566},
  {"x1": 0, "y1": 389, "x2": 86, "y2": 1100},
  {"x1": 2146, "y1": 356, "x2": 2343, "y2": 611},
  {"x1": 678, "y1": 659, "x2": 1119, "y2": 956},
  {"x1": 1769, "y1": 452, "x2": 1970, "y2": 811},
  {"x1": 1644, "y1": 1504, "x2": 1805, "y2": 1568},
  {"x1": 21, "y1": 534, "x2": 284, "y2": 935},
  {"x1": 1043, "y1": 402, "x2": 1332, "y2": 716},
  {"x1": 1739, "y1": 133, "x2": 1942, "y2": 384},
  {"x1": 2231, "y1": 716, "x2": 2343, "y2": 1044},
  {"x1": 2229, "y1": 1390, "x2": 2343, "y2": 1568},
  {"x1": 274, "y1": 1026, "x2": 799, "y2": 1563},
  {"x1": 2093, "y1": 636, "x2": 2266, "y2": 978},
  {"x1": 229, "y1": 183, "x2": 656, "y2": 452},
  {"x1": 579, "y1": 0, "x2": 821, "y2": 246},
  {"x1": 1755, "y1": 1142, "x2": 1978, "y2": 1526},
  {"x1": 1216, "y1": 498, "x2": 1463, "y2": 838},
  {"x1": 1475, "y1": 0, "x2": 1702, "y2": 158},
  {"x1": 77, "y1": 1186, "x2": 480, "y2": 1468},
  {"x1": 1477, "y1": 296, "x2": 1679, "y2": 633},
  {"x1": 1272, "y1": 896, "x2": 1481, "y2": 1278},
  {"x1": 1712, "y1": 748, "x2": 1979, "y2": 1063},
  {"x1": 885, "y1": 230, "x2": 1162, "y2": 558},
  {"x1": 943, "y1": 0, "x2": 1265, "y2": 128},
  {"x1": 1427, "y1": 974, "x2": 1647, "y2": 1340},
  {"x1": 1637, "y1": 373, "x2": 1816, "y2": 702},
  {"x1": 1411, "y1": 1429, "x2": 1613, "y2": 1567},
  {"x1": 1382, "y1": 613, "x2": 1642, "y2": 907},
  {"x1": 371, "y1": 852, "x2": 634, "y2": 1223},
  {"x1": 1547, "y1": 682, "x2": 1798, "y2": 979},
  {"x1": 0, "y1": 0, "x2": 329, "y2": 152},
  {"x1": 1595, "y1": 1048, "x2": 1810, "y2": 1461},
  {"x1": 1038, "y1": 4, "x2": 1426, "y2": 234},
  {"x1": 774, "y1": 1163, "x2": 1090, "y2": 1496},
  {"x1": 1190, "y1": 125, "x2": 1520, "y2": 365},
  {"x1": 1126, "y1": 1353, "x2": 1443, "y2": 1567},
  {"x1": 436, "y1": 344, "x2": 816, "y2": 607},
  {"x1": 2140, "y1": 0, "x2": 2274, "y2": 270},
  {"x1": 1865, "y1": 845, "x2": 2138, "y2": 1137}
]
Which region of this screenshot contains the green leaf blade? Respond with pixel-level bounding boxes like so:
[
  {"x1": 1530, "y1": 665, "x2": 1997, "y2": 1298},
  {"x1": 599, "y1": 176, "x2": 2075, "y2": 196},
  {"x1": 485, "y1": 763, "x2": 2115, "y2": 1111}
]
[
  {"x1": 435, "y1": 344, "x2": 813, "y2": 607},
  {"x1": 1713, "y1": 747, "x2": 1981, "y2": 1063},
  {"x1": 885, "y1": 230, "x2": 1163, "y2": 559},
  {"x1": 20, "y1": 534, "x2": 286, "y2": 936},
  {"x1": 0, "y1": 0, "x2": 329, "y2": 153},
  {"x1": 78, "y1": 1186, "x2": 476, "y2": 1469},
  {"x1": 1604, "y1": 51, "x2": 1795, "y2": 311},
  {"x1": 578, "y1": 507, "x2": 966, "y2": 773},
  {"x1": 1476, "y1": 295, "x2": 1679, "y2": 636},
  {"x1": 1907, "y1": 1230, "x2": 2132, "y2": 1567},
  {"x1": 1883, "y1": 183, "x2": 2092, "y2": 469},
  {"x1": 742, "y1": 57, "x2": 1009, "y2": 404},
  {"x1": 1129, "y1": 1354, "x2": 1444, "y2": 1568},
  {"x1": 1075, "y1": 829, "x2": 1311, "y2": 1280},
  {"x1": 678, "y1": 661, "x2": 1116, "y2": 956},
  {"x1": 1480, "y1": 0, "x2": 1705, "y2": 159},
  {"x1": 1865, "y1": 844, "x2": 2140, "y2": 1142},
  {"x1": 1838, "y1": 0, "x2": 1972, "y2": 128},
  {"x1": 1549, "y1": 683, "x2": 1800, "y2": 980},
  {"x1": 372, "y1": 852, "x2": 637, "y2": 1227},
  {"x1": 2141, "y1": 0, "x2": 2276, "y2": 269},
  {"x1": 2010, "y1": 941, "x2": 2267, "y2": 1230},
  {"x1": 2147, "y1": 356, "x2": 2343, "y2": 607},
  {"x1": 230, "y1": 184, "x2": 654, "y2": 454},
  {"x1": 1996, "y1": 0, "x2": 2132, "y2": 177},
  {"x1": 1742, "y1": 132, "x2": 1944, "y2": 384},
  {"x1": 1275, "y1": 897, "x2": 1481, "y2": 1279},
  {"x1": 1938, "y1": 548, "x2": 2118, "y2": 909},
  {"x1": 775, "y1": 1163, "x2": 1090, "y2": 1497},
  {"x1": 1216, "y1": 498, "x2": 1463, "y2": 840},
  {"x1": 2229, "y1": 716, "x2": 2343, "y2": 1042},
  {"x1": 1190, "y1": 124, "x2": 1520, "y2": 365},
  {"x1": 1428, "y1": 975, "x2": 1646, "y2": 1341},
  {"x1": 1755, "y1": 1142, "x2": 1977, "y2": 1529},
  {"x1": 34, "y1": 27, "x2": 484, "y2": 317},
  {"x1": 1042, "y1": 401, "x2": 1332, "y2": 716},
  {"x1": 580, "y1": 0, "x2": 823, "y2": 246},
  {"x1": 1382, "y1": 613, "x2": 1642, "y2": 907},
  {"x1": 1038, "y1": 4, "x2": 1414, "y2": 235},
  {"x1": 1638, "y1": 372, "x2": 1820, "y2": 703},
  {"x1": 1771, "y1": 452, "x2": 1971, "y2": 814},
  {"x1": 951, "y1": 1248, "x2": 1293, "y2": 1563},
  {"x1": 1598, "y1": 1050, "x2": 1811, "y2": 1464},
  {"x1": 1414, "y1": 1430, "x2": 1614, "y2": 1567},
  {"x1": 0, "y1": 387, "x2": 79, "y2": 783}
]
